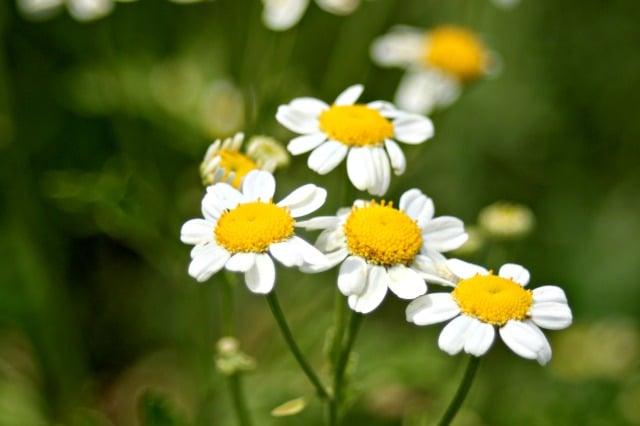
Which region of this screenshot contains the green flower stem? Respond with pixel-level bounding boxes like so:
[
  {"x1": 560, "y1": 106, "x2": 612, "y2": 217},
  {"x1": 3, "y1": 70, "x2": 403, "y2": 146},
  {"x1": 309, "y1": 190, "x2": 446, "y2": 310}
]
[
  {"x1": 328, "y1": 290, "x2": 347, "y2": 368},
  {"x1": 329, "y1": 310, "x2": 364, "y2": 425},
  {"x1": 265, "y1": 291, "x2": 331, "y2": 400},
  {"x1": 437, "y1": 355, "x2": 481, "y2": 426},
  {"x1": 228, "y1": 373, "x2": 252, "y2": 426}
]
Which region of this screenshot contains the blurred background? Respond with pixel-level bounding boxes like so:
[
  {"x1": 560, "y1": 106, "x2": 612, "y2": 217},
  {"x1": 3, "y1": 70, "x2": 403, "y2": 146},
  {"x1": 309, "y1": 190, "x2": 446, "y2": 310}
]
[{"x1": 1, "y1": 0, "x2": 640, "y2": 425}]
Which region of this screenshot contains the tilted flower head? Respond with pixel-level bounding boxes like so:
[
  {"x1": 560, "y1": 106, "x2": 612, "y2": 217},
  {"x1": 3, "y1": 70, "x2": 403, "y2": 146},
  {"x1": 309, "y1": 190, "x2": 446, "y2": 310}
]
[
  {"x1": 261, "y1": 0, "x2": 360, "y2": 32},
  {"x1": 276, "y1": 84, "x2": 434, "y2": 196},
  {"x1": 180, "y1": 170, "x2": 328, "y2": 293},
  {"x1": 297, "y1": 189, "x2": 467, "y2": 313},
  {"x1": 200, "y1": 132, "x2": 278, "y2": 188},
  {"x1": 406, "y1": 260, "x2": 573, "y2": 365},
  {"x1": 370, "y1": 25, "x2": 495, "y2": 115}
]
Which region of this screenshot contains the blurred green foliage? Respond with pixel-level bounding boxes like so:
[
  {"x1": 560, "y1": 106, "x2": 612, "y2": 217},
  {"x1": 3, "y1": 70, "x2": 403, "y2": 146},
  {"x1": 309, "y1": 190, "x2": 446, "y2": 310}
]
[{"x1": 1, "y1": 0, "x2": 640, "y2": 425}]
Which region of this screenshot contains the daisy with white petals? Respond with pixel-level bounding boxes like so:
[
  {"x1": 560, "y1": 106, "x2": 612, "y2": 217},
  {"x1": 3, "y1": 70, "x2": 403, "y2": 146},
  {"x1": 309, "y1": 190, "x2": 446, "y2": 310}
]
[
  {"x1": 262, "y1": 0, "x2": 360, "y2": 32},
  {"x1": 277, "y1": 84, "x2": 434, "y2": 196},
  {"x1": 406, "y1": 260, "x2": 573, "y2": 365},
  {"x1": 297, "y1": 189, "x2": 467, "y2": 314},
  {"x1": 180, "y1": 170, "x2": 328, "y2": 294}
]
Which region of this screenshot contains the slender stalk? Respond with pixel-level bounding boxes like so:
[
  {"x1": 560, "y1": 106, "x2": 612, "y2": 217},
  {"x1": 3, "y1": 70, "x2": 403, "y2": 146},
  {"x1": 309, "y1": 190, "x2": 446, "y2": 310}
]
[
  {"x1": 329, "y1": 310, "x2": 364, "y2": 425},
  {"x1": 328, "y1": 289, "x2": 347, "y2": 369},
  {"x1": 228, "y1": 374, "x2": 252, "y2": 426},
  {"x1": 265, "y1": 291, "x2": 331, "y2": 400},
  {"x1": 437, "y1": 356, "x2": 481, "y2": 426}
]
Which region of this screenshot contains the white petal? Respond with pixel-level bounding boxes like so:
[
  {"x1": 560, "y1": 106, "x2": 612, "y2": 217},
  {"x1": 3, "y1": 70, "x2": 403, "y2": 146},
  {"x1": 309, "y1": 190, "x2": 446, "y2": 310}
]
[
  {"x1": 278, "y1": 184, "x2": 326, "y2": 217},
  {"x1": 287, "y1": 132, "x2": 327, "y2": 155},
  {"x1": 529, "y1": 302, "x2": 572, "y2": 330},
  {"x1": 463, "y1": 321, "x2": 495, "y2": 357},
  {"x1": 314, "y1": 228, "x2": 346, "y2": 252},
  {"x1": 208, "y1": 182, "x2": 243, "y2": 210},
  {"x1": 411, "y1": 254, "x2": 457, "y2": 286},
  {"x1": 499, "y1": 320, "x2": 546, "y2": 361},
  {"x1": 201, "y1": 191, "x2": 224, "y2": 222},
  {"x1": 334, "y1": 84, "x2": 364, "y2": 105},
  {"x1": 394, "y1": 69, "x2": 461, "y2": 115},
  {"x1": 181, "y1": 219, "x2": 214, "y2": 245},
  {"x1": 399, "y1": 189, "x2": 434, "y2": 228},
  {"x1": 295, "y1": 216, "x2": 341, "y2": 230},
  {"x1": 532, "y1": 286, "x2": 568, "y2": 304},
  {"x1": 384, "y1": 139, "x2": 406, "y2": 175},
  {"x1": 348, "y1": 265, "x2": 388, "y2": 314},
  {"x1": 369, "y1": 28, "x2": 424, "y2": 67},
  {"x1": 301, "y1": 247, "x2": 348, "y2": 273},
  {"x1": 308, "y1": 141, "x2": 348, "y2": 175},
  {"x1": 438, "y1": 315, "x2": 475, "y2": 355},
  {"x1": 315, "y1": 0, "x2": 359, "y2": 15},
  {"x1": 269, "y1": 240, "x2": 303, "y2": 267},
  {"x1": 369, "y1": 146, "x2": 391, "y2": 196},
  {"x1": 387, "y1": 265, "x2": 427, "y2": 299},
  {"x1": 68, "y1": 0, "x2": 113, "y2": 21},
  {"x1": 225, "y1": 252, "x2": 257, "y2": 272},
  {"x1": 406, "y1": 293, "x2": 459, "y2": 325},
  {"x1": 423, "y1": 216, "x2": 468, "y2": 252},
  {"x1": 289, "y1": 97, "x2": 329, "y2": 114},
  {"x1": 446, "y1": 259, "x2": 488, "y2": 279},
  {"x1": 188, "y1": 244, "x2": 230, "y2": 282},
  {"x1": 293, "y1": 236, "x2": 330, "y2": 268},
  {"x1": 346, "y1": 147, "x2": 371, "y2": 192},
  {"x1": 527, "y1": 320, "x2": 553, "y2": 365},
  {"x1": 261, "y1": 0, "x2": 309, "y2": 31},
  {"x1": 276, "y1": 104, "x2": 320, "y2": 134},
  {"x1": 245, "y1": 253, "x2": 276, "y2": 294},
  {"x1": 242, "y1": 170, "x2": 275, "y2": 201},
  {"x1": 498, "y1": 263, "x2": 530, "y2": 286},
  {"x1": 337, "y1": 256, "x2": 368, "y2": 295},
  {"x1": 393, "y1": 113, "x2": 434, "y2": 144},
  {"x1": 366, "y1": 100, "x2": 401, "y2": 118}
]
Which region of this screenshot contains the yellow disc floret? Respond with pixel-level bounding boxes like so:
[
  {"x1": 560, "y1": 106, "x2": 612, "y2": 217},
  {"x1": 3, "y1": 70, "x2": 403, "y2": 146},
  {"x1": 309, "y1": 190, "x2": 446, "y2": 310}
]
[
  {"x1": 343, "y1": 201, "x2": 422, "y2": 266},
  {"x1": 319, "y1": 105, "x2": 394, "y2": 147},
  {"x1": 452, "y1": 273, "x2": 533, "y2": 326},
  {"x1": 218, "y1": 150, "x2": 259, "y2": 188},
  {"x1": 215, "y1": 201, "x2": 294, "y2": 253},
  {"x1": 423, "y1": 25, "x2": 488, "y2": 81}
]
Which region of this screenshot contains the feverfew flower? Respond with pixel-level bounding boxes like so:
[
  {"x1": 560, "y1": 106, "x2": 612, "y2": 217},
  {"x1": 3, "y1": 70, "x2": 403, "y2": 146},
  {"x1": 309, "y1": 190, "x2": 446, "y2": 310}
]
[
  {"x1": 200, "y1": 133, "x2": 278, "y2": 188},
  {"x1": 180, "y1": 170, "x2": 328, "y2": 293},
  {"x1": 262, "y1": 0, "x2": 360, "y2": 32},
  {"x1": 477, "y1": 201, "x2": 535, "y2": 240},
  {"x1": 370, "y1": 25, "x2": 494, "y2": 115},
  {"x1": 297, "y1": 189, "x2": 467, "y2": 313},
  {"x1": 406, "y1": 260, "x2": 572, "y2": 365},
  {"x1": 277, "y1": 84, "x2": 434, "y2": 196}
]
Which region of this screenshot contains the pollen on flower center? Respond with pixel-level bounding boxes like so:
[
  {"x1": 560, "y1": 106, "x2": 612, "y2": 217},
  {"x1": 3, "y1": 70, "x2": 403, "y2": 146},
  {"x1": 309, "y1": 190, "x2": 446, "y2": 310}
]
[
  {"x1": 215, "y1": 201, "x2": 294, "y2": 253},
  {"x1": 319, "y1": 104, "x2": 394, "y2": 147},
  {"x1": 343, "y1": 201, "x2": 422, "y2": 266},
  {"x1": 219, "y1": 150, "x2": 258, "y2": 188},
  {"x1": 452, "y1": 273, "x2": 533, "y2": 326},
  {"x1": 423, "y1": 26, "x2": 487, "y2": 81}
]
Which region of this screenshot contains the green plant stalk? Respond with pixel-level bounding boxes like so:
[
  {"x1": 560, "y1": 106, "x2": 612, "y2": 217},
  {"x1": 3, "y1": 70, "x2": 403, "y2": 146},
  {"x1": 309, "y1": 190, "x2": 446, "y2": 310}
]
[
  {"x1": 437, "y1": 355, "x2": 481, "y2": 426},
  {"x1": 228, "y1": 373, "x2": 252, "y2": 426},
  {"x1": 265, "y1": 291, "x2": 331, "y2": 400}
]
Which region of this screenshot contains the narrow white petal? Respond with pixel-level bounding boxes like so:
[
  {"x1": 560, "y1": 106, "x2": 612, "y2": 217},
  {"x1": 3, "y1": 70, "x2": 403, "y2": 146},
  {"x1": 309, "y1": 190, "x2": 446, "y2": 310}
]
[
  {"x1": 261, "y1": 0, "x2": 309, "y2": 31},
  {"x1": 394, "y1": 69, "x2": 460, "y2": 115},
  {"x1": 423, "y1": 217, "x2": 468, "y2": 252},
  {"x1": 181, "y1": 219, "x2": 215, "y2": 245},
  {"x1": 287, "y1": 132, "x2": 327, "y2": 155},
  {"x1": 366, "y1": 101, "x2": 401, "y2": 118},
  {"x1": 301, "y1": 247, "x2": 348, "y2": 273},
  {"x1": 369, "y1": 29, "x2": 424, "y2": 66},
  {"x1": 499, "y1": 320, "x2": 546, "y2": 361},
  {"x1": 368, "y1": 146, "x2": 391, "y2": 196},
  {"x1": 498, "y1": 263, "x2": 530, "y2": 286},
  {"x1": 242, "y1": 170, "x2": 275, "y2": 201},
  {"x1": 289, "y1": 97, "x2": 329, "y2": 114},
  {"x1": 527, "y1": 320, "x2": 553, "y2": 365},
  {"x1": 399, "y1": 189, "x2": 434, "y2": 228},
  {"x1": 532, "y1": 286, "x2": 568, "y2": 304},
  {"x1": 308, "y1": 141, "x2": 348, "y2": 175},
  {"x1": 293, "y1": 236, "x2": 330, "y2": 268},
  {"x1": 463, "y1": 321, "x2": 495, "y2": 356},
  {"x1": 225, "y1": 252, "x2": 256, "y2": 272},
  {"x1": 348, "y1": 265, "x2": 388, "y2": 314},
  {"x1": 446, "y1": 259, "x2": 488, "y2": 279},
  {"x1": 411, "y1": 254, "x2": 457, "y2": 286},
  {"x1": 406, "y1": 293, "x2": 460, "y2": 325},
  {"x1": 393, "y1": 113, "x2": 434, "y2": 144},
  {"x1": 278, "y1": 184, "x2": 327, "y2": 217},
  {"x1": 201, "y1": 192, "x2": 225, "y2": 222},
  {"x1": 269, "y1": 240, "x2": 303, "y2": 267},
  {"x1": 295, "y1": 216, "x2": 341, "y2": 230},
  {"x1": 209, "y1": 182, "x2": 243, "y2": 210},
  {"x1": 276, "y1": 104, "x2": 320, "y2": 134},
  {"x1": 68, "y1": 0, "x2": 113, "y2": 21},
  {"x1": 188, "y1": 245, "x2": 230, "y2": 282},
  {"x1": 315, "y1": 0, "x2": 359, "y2": 15},
  {"x1": 337, "y1": 256, "x2": 368, "y2": 295},
  {"x1": 387, "y1": 265, "x2": 427, "y2": 299},
  {"x1": 384, "y1": 139, "x2": 406, "y2": 175},
  {"x1": 529, "y1": 302, "x2": 572, "y2": 330},
  {"x1": 334, "y1": 84, "x2": 364, "y2": 105},
  {"x1": 245, "y1": 253, "x2": 276, "y2": 294},
  {"x1": 438, "y1": 315, "x2": 475, "y2": 355},
  {"x1": 346, "y1": 148, "x2": 371, "y2": 192}
]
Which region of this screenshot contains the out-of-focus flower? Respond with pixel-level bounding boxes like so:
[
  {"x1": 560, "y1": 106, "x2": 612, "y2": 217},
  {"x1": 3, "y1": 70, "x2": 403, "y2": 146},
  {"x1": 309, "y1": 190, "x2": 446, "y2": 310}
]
[
  {"x1": 180, "y1": 170, "x2": 328, "y2": 293},
  {"x1": 370, "y1": 25, "x2": 496, "y2": 115},
  {"x1": 215, "y1": 337, "x2": 256, "y2": 376},
  {"x1": 491, "y1": 0, "x2": 521, "y2": 9},
  {"x1": 200, "y1": 132, "x2": 279, "y2": 189},
  {"x1": 261, "y1": 0, "x2": 360, "y2": 31},
  {"x1": 296, "y1": 189, "x2": 467, "y2": 313},
  {"x1": 199, "y1": 81, "x2": 245, "y2": 139},
  {"x1": 246, "y1": 135, "x2": 290, "y2": 170},
  {"x1": 17, "y1": 0, "x2": 136, "y2": 22},
  {"x1": 478, "y1": 201, "x2": 535, "y2": 240},
  {"x1": 406, "y1": 260, "x2": 572, "y2": 365},
  {"x1": 277, "y1": 84, "x2": 434, "y2": 196}
]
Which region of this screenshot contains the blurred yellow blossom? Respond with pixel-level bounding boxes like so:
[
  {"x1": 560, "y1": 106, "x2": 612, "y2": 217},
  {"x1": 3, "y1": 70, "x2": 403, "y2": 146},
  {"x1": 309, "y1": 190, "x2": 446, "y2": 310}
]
[{"x1": 477, "y1": 201, "x2": 535, "y2": 240}]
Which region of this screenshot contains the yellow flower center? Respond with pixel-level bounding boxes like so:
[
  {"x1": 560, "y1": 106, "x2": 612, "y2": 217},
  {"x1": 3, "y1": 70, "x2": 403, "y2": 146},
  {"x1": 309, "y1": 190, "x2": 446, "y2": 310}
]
[
  {"x1": 423, "y1": 26, "x2": 488, "y2": 81},
  {"x1": 343, "y1": 201, "x2": 422, "y2": 266},
  {"x1": 219, "y1": 150, "x2": 259, "y2": 188},
  {"x1": 452, "y1": 273, "x2": 533, "y2": 326},
  {"x1": 319, "y1": 104, "x2": 394, "y2": 147},
  {"x1": 215, "y1": 201, "x2": 294, "y2": 253}
]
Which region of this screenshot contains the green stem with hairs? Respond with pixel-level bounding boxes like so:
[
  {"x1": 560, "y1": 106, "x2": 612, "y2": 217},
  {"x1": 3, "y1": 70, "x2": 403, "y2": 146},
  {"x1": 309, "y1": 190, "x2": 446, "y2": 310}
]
[{"x1": 437, "y1": 355, "x2": 481, "y2": 426}]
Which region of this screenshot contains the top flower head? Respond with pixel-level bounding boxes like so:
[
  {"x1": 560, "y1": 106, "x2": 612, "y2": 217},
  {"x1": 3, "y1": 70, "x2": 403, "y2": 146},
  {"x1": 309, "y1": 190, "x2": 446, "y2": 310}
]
[
  {"x1": 276, "y1": 84, "x2": 434, "y2": 196},
  {"x1": 371, "y1": 25, "x2": 495, "y2": 115},
  {"x1": 261, "y1": 0, "x2": 361, "y2": 32}
]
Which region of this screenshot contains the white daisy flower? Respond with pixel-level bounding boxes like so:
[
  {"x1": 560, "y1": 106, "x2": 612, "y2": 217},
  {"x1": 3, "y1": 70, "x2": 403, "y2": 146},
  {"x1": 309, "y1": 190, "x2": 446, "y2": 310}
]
[
  {"x1": 296, "y1": 189, "x2": 467, "y2": 314},
  {"x1": 276, "y1": 84, "x2": 434, "y2": 196},
  {"x1": 200, "y1": 132, "x2": 278, "y2": 189},
  {"x1": 370, "y1": 25, "x2": 495, "y2": 115},
  {"x1": 17, "y1": 0, "x2": 134, "y2": 21},
  {"x1": 180, "y1": 170, "x2": 329, "y2": 294},
  {"x1": 261, "y1": 0, "x2": 360, "y2": 32},
  {"x1": 406, "y1": 260, "x2": 573, "y2": 365}
]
